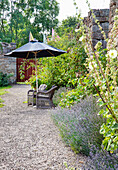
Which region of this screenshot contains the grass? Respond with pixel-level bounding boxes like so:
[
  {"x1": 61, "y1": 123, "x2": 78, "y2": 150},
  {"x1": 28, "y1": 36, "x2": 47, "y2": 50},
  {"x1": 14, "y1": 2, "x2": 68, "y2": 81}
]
[
  {"x1": 0, "y1": 85, "x2": 12, "y2": 95},
  {"x1": 0, "y1": 85, "x2": 12, "y2": 107},
  {"x1": 0, "y1": 97, "x2": 5, "y2": 107},
  {"x1": 23, "y1": 101, "x2": 27, "y2": 103},
  {"x1": 17, "y1": 82, "x2": 27, "y2": 85}
]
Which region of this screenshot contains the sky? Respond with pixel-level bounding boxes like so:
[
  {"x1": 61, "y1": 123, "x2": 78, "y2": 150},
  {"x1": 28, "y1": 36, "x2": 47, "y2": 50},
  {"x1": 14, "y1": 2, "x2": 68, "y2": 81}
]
[{"x1": 57, "y1": 0, "x2": 110, "y2": 22}]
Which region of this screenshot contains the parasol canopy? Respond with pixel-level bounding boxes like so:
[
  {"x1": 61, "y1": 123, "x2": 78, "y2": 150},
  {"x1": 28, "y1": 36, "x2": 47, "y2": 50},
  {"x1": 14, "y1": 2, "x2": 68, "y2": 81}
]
[{"x1": 4, "y1": 40, "x2": 66, "y2": 59}]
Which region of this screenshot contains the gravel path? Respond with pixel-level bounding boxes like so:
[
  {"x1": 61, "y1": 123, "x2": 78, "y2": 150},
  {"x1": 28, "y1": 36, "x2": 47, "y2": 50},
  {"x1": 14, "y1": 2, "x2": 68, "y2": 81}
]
[{"x1": 0, "y1": 85, "x2": 86, "y2": 170}]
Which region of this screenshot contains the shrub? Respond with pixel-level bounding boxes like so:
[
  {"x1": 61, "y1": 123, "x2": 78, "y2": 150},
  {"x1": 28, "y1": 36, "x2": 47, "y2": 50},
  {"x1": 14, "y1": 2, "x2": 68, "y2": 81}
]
[
  {"x1": 28, "y1": 75, "x2": 42, "y2": 89},
  {"x1": 53, "y1": 87, "x2": 71, "y2": 106},
  {"x1": 52, "y1": 95, "x2": 104, "y2": 156},
  {"x1": 0, "y1": 72, "x2": 13, "y2": 87},
  {"x1": 83, "y1": 145, "x2": 118, "y2": 169}
]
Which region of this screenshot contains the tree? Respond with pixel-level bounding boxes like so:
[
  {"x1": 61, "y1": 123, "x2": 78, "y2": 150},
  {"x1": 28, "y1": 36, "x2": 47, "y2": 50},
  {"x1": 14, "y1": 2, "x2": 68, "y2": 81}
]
[
  {"x1": 0, "y1": 0, "x2": 10, "y2": 41},
  {"x1": 0, "y1": 0, "x2": 59, "y2": 45},
  {"x1": 17, "y1": 0, "x2": 59, "y2": 33},
  {"x1": 56, "y1": 15, "x2": 80, "y2": 36},
  {"x1": 33, "y1": 0, "x2": 59, "y2": 33}
]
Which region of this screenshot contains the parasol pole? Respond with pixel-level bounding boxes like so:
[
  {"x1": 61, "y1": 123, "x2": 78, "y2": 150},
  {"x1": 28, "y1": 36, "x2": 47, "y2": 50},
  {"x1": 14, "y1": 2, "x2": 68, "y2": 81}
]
[{"x1": 34, "y1": 52, "x2": 38, "y2": 92}]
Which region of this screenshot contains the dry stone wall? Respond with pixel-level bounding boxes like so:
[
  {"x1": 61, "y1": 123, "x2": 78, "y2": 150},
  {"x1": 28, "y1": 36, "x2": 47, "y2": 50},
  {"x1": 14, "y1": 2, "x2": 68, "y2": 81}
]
[
  {"x1": 0, "y1": 42, "x2": 16, "y2": 83},
  {"x1": 109, "y1": 0, "x2": 118, "y2": 36},
  {"x1": 83, "y1": 9, "x2": 109, "y2": 48}
]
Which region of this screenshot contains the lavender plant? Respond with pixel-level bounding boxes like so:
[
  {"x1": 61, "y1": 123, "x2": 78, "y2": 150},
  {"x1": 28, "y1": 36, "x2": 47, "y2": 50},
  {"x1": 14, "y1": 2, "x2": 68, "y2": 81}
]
[
  {"x1": 83, "y1": 145, "x2": 118, "y2": 169},
  {"x1": 52, "y1": 95, "x2": 104, "y2": 156}
]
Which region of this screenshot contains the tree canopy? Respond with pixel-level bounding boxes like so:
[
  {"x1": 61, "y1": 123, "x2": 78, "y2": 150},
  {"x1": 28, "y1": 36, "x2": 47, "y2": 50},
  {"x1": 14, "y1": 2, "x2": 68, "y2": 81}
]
[{"x1": 0, "y1": 0, "x2": 59, "y2": 46}]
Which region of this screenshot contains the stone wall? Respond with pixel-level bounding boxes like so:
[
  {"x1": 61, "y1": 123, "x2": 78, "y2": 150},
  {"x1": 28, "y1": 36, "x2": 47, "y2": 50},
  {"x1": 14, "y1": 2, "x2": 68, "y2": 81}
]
[
  {"x1": 0, "y1": 42, "x2": 16, "y2": 83},
  {"x1": 83, "y1": 9, "x2": 109, "y2": 48},
  {"x1": 109, "y1": 0, "x2": 118, "y2": 36}
]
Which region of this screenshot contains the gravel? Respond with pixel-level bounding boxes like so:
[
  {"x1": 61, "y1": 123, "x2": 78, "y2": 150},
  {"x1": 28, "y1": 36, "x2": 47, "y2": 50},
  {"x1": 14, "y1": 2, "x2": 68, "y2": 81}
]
[{"x1": 0, "y1": 85, "x2": 86, "y2": 170}]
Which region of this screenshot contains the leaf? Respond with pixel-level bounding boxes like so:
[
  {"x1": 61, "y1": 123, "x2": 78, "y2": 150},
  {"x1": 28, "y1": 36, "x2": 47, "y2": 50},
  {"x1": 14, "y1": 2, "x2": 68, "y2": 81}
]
[
  {"x1": 98, "y1": 109, "x2": 105, "y2": 115},
  {"x1": 113, "y1": 136, "x2": 118, "y2": 143},
  {"x1": 112, "y1": 123, "x2": 118, "y2": 130},
  {"x1": 107, "y1": 139, "x2": 112, "y2": 151}
]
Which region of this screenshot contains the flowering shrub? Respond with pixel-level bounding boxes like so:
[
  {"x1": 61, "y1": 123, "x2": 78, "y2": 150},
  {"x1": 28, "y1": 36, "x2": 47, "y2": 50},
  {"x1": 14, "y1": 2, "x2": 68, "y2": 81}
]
[
  {"x1": 52, "y1": 95, "x2": 104, "y2": 156},
  {"x1": 83, "y1": 145, "x2": 118, "y2": 169}
]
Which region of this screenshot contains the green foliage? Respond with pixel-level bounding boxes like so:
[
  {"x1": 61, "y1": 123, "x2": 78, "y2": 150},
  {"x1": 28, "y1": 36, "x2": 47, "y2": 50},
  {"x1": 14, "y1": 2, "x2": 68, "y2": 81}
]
[
  {"x1": 0, "y1": 0, "x2": 10, "y2": 41},
  {"x1": 60, "y1": 76, "x2": 96, "y2": 107},
  {"x1": 0, "y1": 72, "x2": 13, "y2": 87},
  {"x1": 0, "y1": 85, "x2": 12, "y2": 91},
  {"x1": 64, "y1": 162, "x2": 76, "y2": 170},
  {"x1": 28, "y1": 76, "x2": 42, "y2": 89},
  {"x1": 53, "y1": 87, "x2": 70, "y2": 106},
  {"x1": 0, "y1": 97, "x2": 4, "y2": 103},
  {"x1": 33, "y1": 0, "x2": 59, "y2": 32},
  {"x1": 0, "y1": 42, "x2": 3, "y2": 53},
  {"x1": 56, "y1": 15, "x2": 81, "y2": 36},
  {"x1": 84, "y1": 7, "x2": 118, "y2": 153},
  {"x1": 0, "y1": 89, "x2": 8, "y2": 96}
]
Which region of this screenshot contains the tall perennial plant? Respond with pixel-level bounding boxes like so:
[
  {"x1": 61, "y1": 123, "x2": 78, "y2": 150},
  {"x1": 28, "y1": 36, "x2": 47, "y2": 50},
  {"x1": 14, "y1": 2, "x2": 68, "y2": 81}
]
[
  {"x1": 83, "y1": 2, "x2": 118, "y2": 153},
  {"x1": 60, "y1": 1, "x2": 118, "y2": 153}
]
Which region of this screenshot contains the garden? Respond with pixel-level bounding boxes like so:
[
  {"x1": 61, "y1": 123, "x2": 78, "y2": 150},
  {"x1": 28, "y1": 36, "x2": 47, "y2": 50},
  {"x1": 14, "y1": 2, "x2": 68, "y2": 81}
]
[{"x1": 0, "y1": 0, "x2": 118, "y2": 169}]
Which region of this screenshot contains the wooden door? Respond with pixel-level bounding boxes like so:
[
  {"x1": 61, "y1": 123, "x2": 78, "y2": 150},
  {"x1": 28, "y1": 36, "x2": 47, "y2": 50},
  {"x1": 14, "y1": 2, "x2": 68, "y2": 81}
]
[{"x1": 16, "y1": 58, "x2": 35, "y2": 82}]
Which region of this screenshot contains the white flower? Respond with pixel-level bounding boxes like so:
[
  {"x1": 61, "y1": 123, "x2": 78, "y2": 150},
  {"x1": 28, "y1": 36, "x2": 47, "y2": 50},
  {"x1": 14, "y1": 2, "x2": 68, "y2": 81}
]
[
  {"x1": 108, "y1": 50, "x2": 117, "y2": 59},
  {"x1": 79, "y1": 36, "x2": 84, "y2": 42},
  {"x1": 94, "y1": 62, "x2": 97, "y2": 68},
  {"x1": 106, "y1": 54, "x2": 109, "y2": 58},
  {"x1": 89, "y1": 62, "x2": 93, "y2": 70},
  {"x1": 92, "y1": 61, "x2": 97, "y2": 68},
  {"x1": 90, "y1": 55, "x2": 93, "y2": 60},
  {"x1": 89, "y1": 62, "x2": 97, "y2": 71},
  {"x1": 75, "y1": 29, "x2": 79, "y2": 32}
]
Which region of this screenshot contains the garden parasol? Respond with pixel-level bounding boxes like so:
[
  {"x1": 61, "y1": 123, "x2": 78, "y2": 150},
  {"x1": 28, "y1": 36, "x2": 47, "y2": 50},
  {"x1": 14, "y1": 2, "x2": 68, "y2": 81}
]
[{"x1": 4, "y1": 40, "x2": 66, "y2": 91}]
